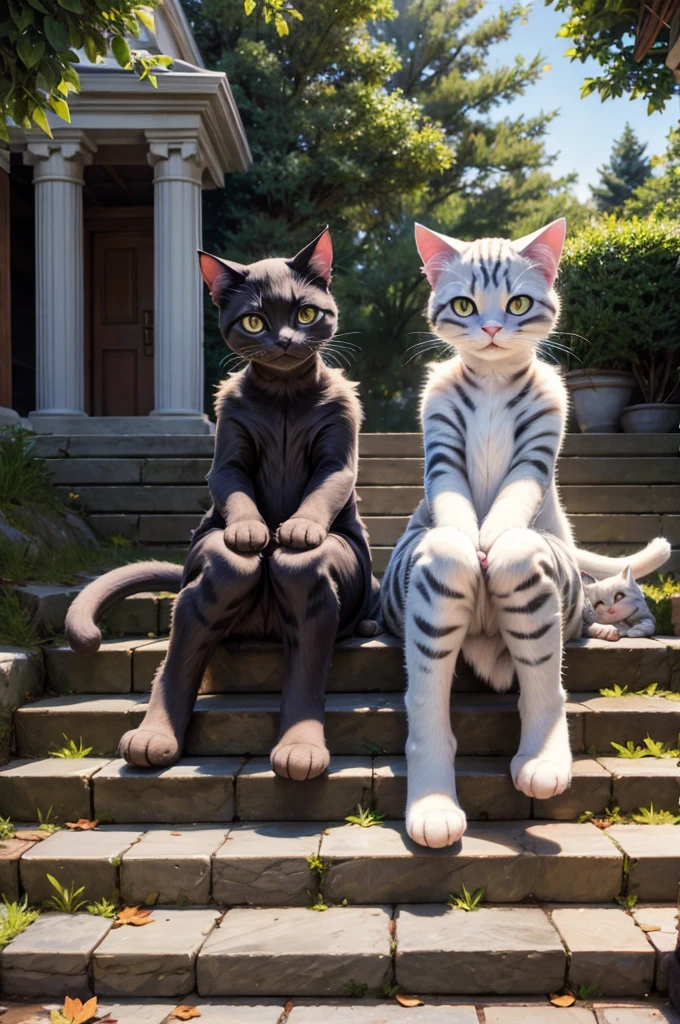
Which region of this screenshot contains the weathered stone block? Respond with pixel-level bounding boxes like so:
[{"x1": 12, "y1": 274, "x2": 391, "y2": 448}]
[
  {"x1": 608, "y1": 824, "x2": 680, "y2": 901},
  {"x1": 288, "y1": 1007, "x2": 479, "y2": 1023},
  {"x1": 395, "y1": 905, "x2": 565, "y2": 994},
  {"x1": 0, "y1": 912, "x2": 111, "y2": 996},
  {"x1": 212, "y1": 823, "x2": 322, "y2": 906},
  {"x1": 597, "y1": 757, "x2": 680, "y2": 814},
  {"x1": 120, "y1": 827, "x2": 229, "y2": 905},
  {"x1": 236, "y1": 758, "x2": 372, "y2": 822},
  {"x1": 93, "y1": 906, "x2": 220, "y2": 997},
  {"x1": 44, "y1": 641, "x2": 154, "y2": 695},
  {"x1": 632, "y1": 905, "x2": 679, "y2": 993},
  {"x1": 20, "y1": 828, "x2": 141, "y2": 904},
  {"x1": 0, "y1": 837, "x2": 36, "y2": 901},
  {"x1": 582, "y1": 695, "x2": 680, "y2": 751},
  {"x1": 485, "y1": 1008, "x2": 596, "y2": 1024},
  {"x1": 551, "y1": 906, "x2": 655, "y2": 996},
  {"x1": 102, "y1": 595, "x2": 159, "y2": 637},
  {"x1": 0, "y1": 758, "x2": 109, "y2": 823},
  {"x1": 14, "y1": 695, "x2": 147, "y2": 757},
  {"x1": 197, "y1": 906, "x2": 392, "y2": 997},
  {"x1": 93, "y1": 758, "x2": 239, "y2": 824},
  {"x1": 596, "y1": 1008, "x2": 680, "y2": 1023}
]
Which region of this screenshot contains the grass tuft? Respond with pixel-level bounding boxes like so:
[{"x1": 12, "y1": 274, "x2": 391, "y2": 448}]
[
  {"x1": 87, "y1": 897, "x2": 117, "y2": 918},
  {"x1": 447, "y1": 884, "x2": 485, "y2": 911},
  {"x1": 0, "y1": 896, "x2": 40, "y2": 948},
  {"x1": 0, "y1": 427, "x2": 59, "y2": 513},
  {"x1": 44, "y1": 874, "x2": 88, "y2": 914},
  {"x1": 345, "y1": 804, "x2": 385, "y2": 828},
  {"x1": 48, "y1": 734, "x2": 93, "y2": 759},
  {"x1": 0, "y1": 587, "x2": 41, "y2": 649}
]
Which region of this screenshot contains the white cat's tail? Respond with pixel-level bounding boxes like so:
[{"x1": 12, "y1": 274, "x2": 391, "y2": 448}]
[{"x1": 575, "y1": 537, "x2": 671, "y2": 580}]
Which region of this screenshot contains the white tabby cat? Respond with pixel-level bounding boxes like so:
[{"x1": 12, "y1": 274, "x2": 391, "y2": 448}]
[
  {"x1": 381, "y1": 218, "x2": 670, "y2": 849},
  {"x1": 582, "y1": 566, "x2": 656, "y2": 640}
]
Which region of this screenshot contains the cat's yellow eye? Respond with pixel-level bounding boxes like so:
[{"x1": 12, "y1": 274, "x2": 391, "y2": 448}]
[
  {"x1": 242, "y1": 314, "x2": 265, "y2": 333},
  {"x1": 507, "y1": 295, "x2": 533, "y2": 315},
  {"x1": 451, "y1": 297, "x2": 476, "y2": 317},
  {"x1": 297, "y1": 306, "x2": 317, "y2": 325},
  {"x1": 614, "y1": 591, "x2": 625, "y2": 602}
]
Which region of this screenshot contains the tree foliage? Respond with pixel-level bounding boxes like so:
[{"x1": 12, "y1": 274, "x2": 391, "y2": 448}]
[
  {"x1": 186, "y1": 0, "x2": 586, "y2": 426},
  {"x1": 591, "y1": 123, "x2": 652, "y2": 212},
  {"x1": 548, "y1": 0, "x2": 680, "y2": 112},
  {"x1": 559, "y1": 217, "x2": 680, "y2": 401},
  {"x1": 0, "y1": 0, "x2": 171, "y2": 142},
  {"x1": 625, "y1": 128, "x2": 680, "y2": 220}
]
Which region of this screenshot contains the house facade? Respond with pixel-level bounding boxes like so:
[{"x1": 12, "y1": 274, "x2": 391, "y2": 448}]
[{"x1": 1, "y1": 0, "x2": 250, "y2": 435}]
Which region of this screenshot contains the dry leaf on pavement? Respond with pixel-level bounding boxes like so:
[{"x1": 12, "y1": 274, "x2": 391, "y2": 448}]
[
  {"x1": 170, "y1": 1007, "x2": 201, "y2": 1020},
  {"x1": 15, "y1": 829, "x2": 48, "y2": 842},
  {"x1": 50, "y1": 995, "x2": 99, "y2": 1024},
  {"x1": 550, "y1": 992, "x2": 576, "y2": 1007},
  {"x1": 395, "y1": 994, "x2": 424, "y2": 1007},
  {"x1": 112, "y1": 906, "x2": 154, "y2": 928},
  {"x1": 65, "y1": 819, "x2": 99, "y2": 831},
  {"x1": 284, "y1": 1001, "x2": 294, "y2": 1015},
  {"x1": 638, "y1": 922, "x2": 662, "y2": 932}
]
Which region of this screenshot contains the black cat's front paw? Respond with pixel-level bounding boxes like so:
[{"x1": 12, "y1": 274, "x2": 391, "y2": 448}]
[
  {"x1": 277, "y1": 517, "x2": 326, "y2": 549},
  {"x1": 224, "y1": 520, "x2": 270, "y2": 553},
  {"x1": 119, "y1": 727, "x2": 181, "y2": 768}
]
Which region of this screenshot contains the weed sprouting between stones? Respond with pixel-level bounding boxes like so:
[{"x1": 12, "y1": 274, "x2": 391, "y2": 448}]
[
  {"x1": 447, "y1": 884, "x2": 486, "y2": 911},
  {"x1": 49, "y1": 734, "x2": 94, "y2": 759}
]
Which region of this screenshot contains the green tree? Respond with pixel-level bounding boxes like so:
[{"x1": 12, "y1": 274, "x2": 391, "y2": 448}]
[
  {"x1": 591, "y1": 123, "x2": 652, "y2": 212},
  {"x1": 547, "y1": 0, "x2": 679, "y2": 113},
  {"x1": 0, "y1": 0, "x2": 173, "y2": 141},
  {"x1": 625, "y1": 128, "x2": 680, "y2": 220}
]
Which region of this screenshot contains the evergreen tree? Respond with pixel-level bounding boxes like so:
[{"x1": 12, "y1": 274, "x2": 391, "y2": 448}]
[
  {"x1": 591, "y1": 124, "x2": 652, "y2": 212},
  {"x1": 625, "y1": 128, "x2": 680, "y2": 221}
]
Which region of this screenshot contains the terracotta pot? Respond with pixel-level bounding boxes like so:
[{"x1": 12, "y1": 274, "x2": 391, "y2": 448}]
[
  {"x1": 620, "y1": 403, "x2": 680, "y2": 433},
  {"x1": 565, "y1": 369, "x2": 635, "y2": 433}
]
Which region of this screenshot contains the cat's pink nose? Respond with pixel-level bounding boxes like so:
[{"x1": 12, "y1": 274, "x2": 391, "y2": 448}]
[
  {"x1": 482, "y1": 325, "x2": 501, "y2": 338},
  {"x1": 608, "y1": 607, "x2": 616, "y2": 615}
]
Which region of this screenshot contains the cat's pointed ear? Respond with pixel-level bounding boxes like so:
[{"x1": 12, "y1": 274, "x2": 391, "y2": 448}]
[
  {"x1": 288, "y1": 227, "x2": 333, "y2": 286},
  {"x1": 198, "y1": 251, "x2": 248, "y2": 306},
  {"x1": 513, "y1": 218, "x2": 566, "y2": 287},
  {"x1": 580, "y1": 571, "x2": 597, "y2": 587},
  {"x1": 415, "y1": 223, "x2": 467, "y2": 287},
  {"x1": 622, "y1": 564, "x2": 634, "y2": 584}
]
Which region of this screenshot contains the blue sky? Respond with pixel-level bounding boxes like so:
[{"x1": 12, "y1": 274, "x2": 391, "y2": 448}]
[{"x1": 485, "y1": 0, "x2": 679, "y2": 199}]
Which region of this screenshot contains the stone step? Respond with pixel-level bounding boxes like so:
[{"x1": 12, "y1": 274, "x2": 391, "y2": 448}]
[
  {"x1": 85, "y1": 510, "x2": 680, "y2": 550},
  {"x1": 0, "y1": 901, "x2": 675, "y2": 999},
  {"x1": 35, "y1": 431, "x2": 680, "y2": 459},
  {"x1": 0, "y1": 754, "x2": 677, "y2": 825},
  {"x1": 13, "y1": 691, "x2": 680, "y2": 759},
  {"x1": 56, "y1": 483, "x2": 680, "y2": 515},
  {"x1": 7, "y1": 820, "x2": 679, "y2": 909},
  {"x1": 43, "y1": 634, "x2": 680, "y2": 695},
  {"x1": 47, "y1": 455, "x2": 680, "y2": 486}
]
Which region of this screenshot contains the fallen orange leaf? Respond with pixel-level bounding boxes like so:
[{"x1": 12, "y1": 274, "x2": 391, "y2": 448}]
[
  {"x1": 396, "y1": 994, "x2": 424, "y2": 1007},
  {"x1": 170, "y1": 1006, "x2": 201, "y2": 1020},
  {"x1": 15, "y1": 829, "x2": 47, "y2": 842},
  {"x1": 550, "y1": 992, "x2": 576, "y2": 1007},
  {"x1": 284, "y1": 1002, "x2": 294, "y2": 1015},
  {"x1": 638, "y1": 923, "x2": 662, "y2": 932},
  {"x1": 65, "y1": 819, "x2": 99, "y2": 831},
  {"x1": 51, "y1": 995, "x2": 99, "y2": 1024},
  {"x1": 112, "y1": 906, "x2": 154, "y2": 928}
]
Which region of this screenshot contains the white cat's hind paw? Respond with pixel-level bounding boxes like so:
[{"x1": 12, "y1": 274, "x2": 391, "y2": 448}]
[
  {"x1": 406, "y1": 795, "x2": 467, "y2": 848},
  {"x1": 511, "y1": 755, "x2": 572, "y2": 800}
]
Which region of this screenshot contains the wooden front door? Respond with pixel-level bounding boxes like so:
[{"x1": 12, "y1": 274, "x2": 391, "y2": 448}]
[{"x1": 91, "y1": 231, "x2": 154, "y2": 416}]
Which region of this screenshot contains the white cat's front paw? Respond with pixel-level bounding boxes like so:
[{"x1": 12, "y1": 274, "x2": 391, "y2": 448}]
[
  {"x1": 511, "y1": 754, "x2": 572, "y2": 800},
  {"x1": 591, "y1": 624, "x2": 620, "y2": 642},
  {"x1": 406, "y1": 795, "x2": 467, "y2": 848}
]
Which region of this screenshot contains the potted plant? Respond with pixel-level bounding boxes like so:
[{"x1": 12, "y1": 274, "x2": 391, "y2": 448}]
[{"x1": 558, "y1": 217, "x2": 680, "y2": 432}]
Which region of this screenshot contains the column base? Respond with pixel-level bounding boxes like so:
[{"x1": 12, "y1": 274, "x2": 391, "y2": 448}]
[
  {"x1": 0, "y1": 407, "x2": 22, "y2": 428},
  {"x1": 28, "y1": 413, "x2": 213, "y2": 435}
]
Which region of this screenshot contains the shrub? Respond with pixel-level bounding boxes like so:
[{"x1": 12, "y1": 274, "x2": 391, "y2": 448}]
[
  {"x1": 558, "y1": 217, "x2": 680, "y2": 401},
  {"x1": 0, "y1": 426, "x2": 58, "y2": 512}
]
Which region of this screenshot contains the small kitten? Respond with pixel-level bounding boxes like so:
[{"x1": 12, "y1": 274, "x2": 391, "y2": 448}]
[{"x1": 581, "y1": 565, "x2": 656, "y2": 640}]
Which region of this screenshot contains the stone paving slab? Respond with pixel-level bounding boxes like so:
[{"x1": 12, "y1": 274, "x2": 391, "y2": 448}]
[
  {"x1": 15, "y1": 584, "x2": 79, "y2": 633},
  {"x1": 236, "y1": 758, "x2": 372, "y2": 822},
  {"x1": 0, "y1": 837, "x2": 37, "y2": 902},
  {"x1": 197, "y1": 906, "x2": 392, "y2": 997},
  {"x1": 0, "y1": 646, "x2": 43, "y2": 718},
  {"x1": 320, "y1": 821, "x2": 621, "y2": 905},
  {"x1": 0, "y1": 912, "x2": 112, "y2": 997},
  {"x1": 120, "y1": 827, "x2": 230, "y2": 905},
  {"x1": 0, "y1": 758, "x2": 109, "y2": 822},
  {"x1": 212, "y1": 823, "x2": 322, "y2": 906},
  {"x1": 582, "y1": 696, "x2": 680, "y2": 751},
  {"x1": 608, "y1": 826, "x2": 680, "y2": 902},
  {"x1": 287, "y1": 1007, "x2": 479, "y2": 1023},
  {"x1": 373, "y1": 757, "x2": 532, "y2": 820},
  {"x1": 44, "y1": 641, "x2": 155, "y2": 695},
  {"x1": 93, "y1": 906, "x2": 221, "y2": 998},
  {"x1": 596, "y1": 758, "x2": 680, "y2": 814},
  {"x1": 632, "y1": 905, "x2": 679, "y2": 993},
  {"x1": 93, "y1": 758, "x2": 240, "y2": 823},
  {"x1": 485, "y1": 1009, "x2": 597, "y2": 1023},
  {"x1": 551, "y1": 906, "x2": 655, "y2": 996},
  {"x1": 596, "y1": 1009, "x2": 680, "y2": 1023},
  {"x1": 395, "y1": 905, "x2": 565, "y2": 995},
  {"x1": 20, "y1": 827, "x2": 142, "y2": 903},
  {"x1": 14, "y1": 694, "x2": 147, "y2": 757},
  {"x1": 533, "y1": 757, "x2": 613, "y2": 821}
]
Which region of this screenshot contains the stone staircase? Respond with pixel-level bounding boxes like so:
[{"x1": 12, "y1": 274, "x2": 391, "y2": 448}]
[
  {"x1": 1, "y1": 584, "x2": 679, "y2": 1011},
  {"x1": 35, "y1": 432, "x2": 680, "y2": 572}
]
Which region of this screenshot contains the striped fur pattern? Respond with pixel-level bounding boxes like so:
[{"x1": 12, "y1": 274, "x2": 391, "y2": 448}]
[{"x1": 382, "y1": 218, "x2": 670, "y2": 849}]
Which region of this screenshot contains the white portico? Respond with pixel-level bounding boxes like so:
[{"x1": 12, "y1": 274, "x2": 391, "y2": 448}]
[{"x1": 2, "y1": 0, "x2": 250, "y2": 434}]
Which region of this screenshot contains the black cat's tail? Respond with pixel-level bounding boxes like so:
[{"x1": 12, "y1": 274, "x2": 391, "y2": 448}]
[{"x1": 65, "y1": 562, "x2": 183, "y2": 654}]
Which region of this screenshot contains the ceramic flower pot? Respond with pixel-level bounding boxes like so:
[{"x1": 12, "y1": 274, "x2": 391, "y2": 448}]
[
  {"x1": 565, "y1": 369, "x2": 635, "y2": 433},
  {"x1": 620, "y1": 403, "x2": 680, "y2": 433}
]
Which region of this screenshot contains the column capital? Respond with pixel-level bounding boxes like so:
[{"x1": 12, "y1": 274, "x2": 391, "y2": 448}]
[
  {"x1": 145, "y1": 133, "x2": 205, "y2": 185},
  {"x1": 24, "y1": 131, "x2": 96, "y2": 185}
]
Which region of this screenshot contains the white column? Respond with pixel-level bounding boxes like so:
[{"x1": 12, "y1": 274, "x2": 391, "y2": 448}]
[
  {"x1": 147, "y1": 137, "x2": 205, "y2": 418},
  {"x1": 24, "y1": 133, "x2": 95, "y2": 419}
]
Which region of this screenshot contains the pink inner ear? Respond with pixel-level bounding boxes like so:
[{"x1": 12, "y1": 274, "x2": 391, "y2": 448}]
[
  {"x1": 199, "y1": 253, "x2": 228, "y2": 303},
  {"x1": 414, "y1": 224, "x2": 462, "y2": 287},
  {"x1": 309, "y1": 228, "x2": 333, "y2": 284},
  {"x1": 515, "y1": 218, "x2": 566, "y2": 287}
]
